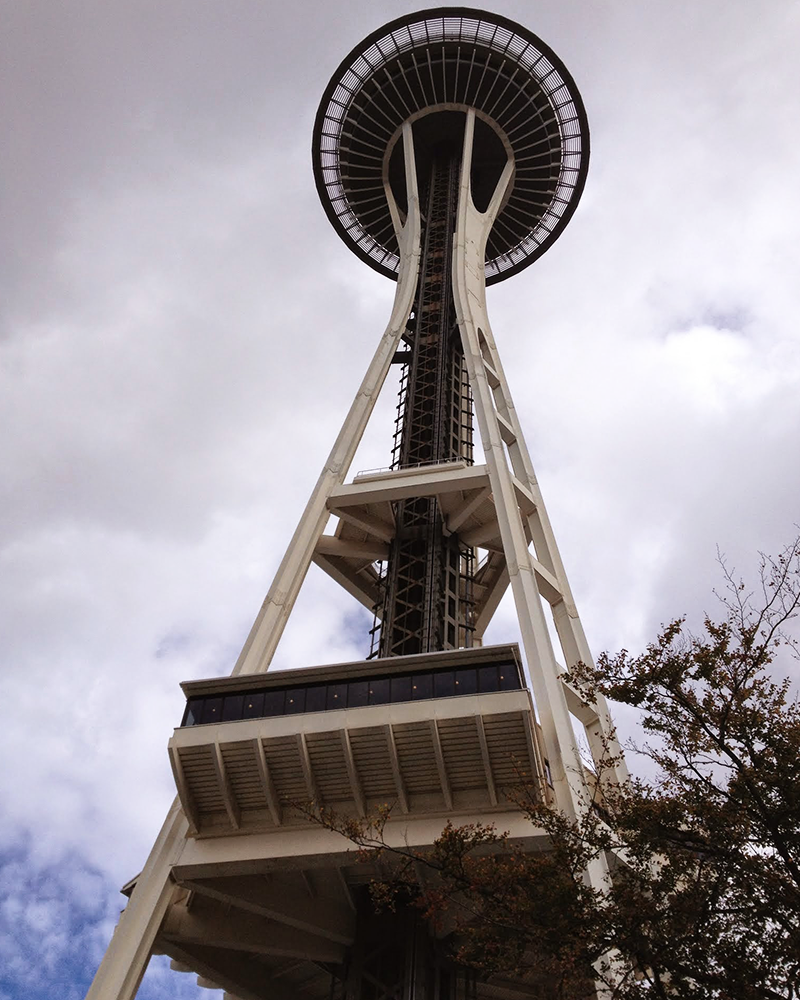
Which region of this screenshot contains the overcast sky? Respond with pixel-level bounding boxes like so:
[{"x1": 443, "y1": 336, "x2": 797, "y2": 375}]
[{"x1": 2, "y1": 2, "x2": 799, "y2": 998}]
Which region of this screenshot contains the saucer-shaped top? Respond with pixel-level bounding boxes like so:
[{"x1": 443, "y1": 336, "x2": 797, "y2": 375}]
[{"x1": 313, "y1": 7, "x2": 589, "y2": 285}]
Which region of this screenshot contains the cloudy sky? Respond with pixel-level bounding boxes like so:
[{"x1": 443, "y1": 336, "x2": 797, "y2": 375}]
[{"x1": 2, "y1": 1, "x2": 799, "y2": 997}]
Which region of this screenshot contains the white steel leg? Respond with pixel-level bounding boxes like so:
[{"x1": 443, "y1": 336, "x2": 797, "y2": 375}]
[
  {"x1": 85, "y1": 801, "x2": 188, "y2": 1000},
  {"x1": 232, "y1": 123, "x2": 422, "y2": 677}
]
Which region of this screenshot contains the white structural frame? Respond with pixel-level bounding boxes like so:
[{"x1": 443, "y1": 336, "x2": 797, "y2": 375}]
[{"x1": 86, "y1": 115, "x2": 625, "y2": 999}]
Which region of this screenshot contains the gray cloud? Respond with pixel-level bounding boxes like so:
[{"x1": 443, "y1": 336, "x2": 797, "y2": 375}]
[{"x1": 2, "y1": 2, "x2": 798, "y2": 997}]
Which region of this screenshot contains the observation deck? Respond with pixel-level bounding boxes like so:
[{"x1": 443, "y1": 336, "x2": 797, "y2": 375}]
[
  {"x1": 169, "y1": 644, "x2": 551, "y2": 837},
  {"x1": 313, "y1": 6, "x2": 589, "y2": 283}
]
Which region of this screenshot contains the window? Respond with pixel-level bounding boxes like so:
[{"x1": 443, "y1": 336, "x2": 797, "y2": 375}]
[
  {"x1": 454, "y1": 668, "x2": 477, "y2": 695},
  {"x1": 242, "y1": 692, "x2": 265, "y2": 718},
  {"x1": 368, "y1": 677, "x2": 391, "y2": 704},
  {"x1": 348, "y1": 680, "x2": 369, "y2": 708},
  {"x1": 285, "y1": 688, "x2": 306, "y2": 714},
  {"x1": 182, "y1": 657, "x2": 520, "y2": 726},
  {"x1": 222, "y1": 694, "x2": 244, "y2": 722},
  {"x1": 411, "y1": 673, "x2": 433, "y2": 700},
  {"x1": 200, "y1": 697, "x2": 223, "y2": 724}
]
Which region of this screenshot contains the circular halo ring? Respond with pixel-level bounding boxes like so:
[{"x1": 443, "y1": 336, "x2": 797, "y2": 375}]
[{"x1": 313, "y1": 7, "x2": 589, "y2": 285}]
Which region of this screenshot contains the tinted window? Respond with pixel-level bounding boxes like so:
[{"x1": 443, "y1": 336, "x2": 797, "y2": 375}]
[
  {"x1": 222, "y1": 694, "x2": 244, "y2": 722},
  {"x1": 184, "y1": 698, "x2": 203, "y2": 726},
  {"x1": 285, "y1": 688, "x2": 306, "y2": 714},
  {"x1": 242, "y1": 691, "x2": 265, "y2": 718},
  {"x1": 368, "y1": 677, "x2": 391, "y2": 704},
  {"x1": 200, "y1": 697, "x2": 223, "y2": 724},
  {"x1": 478, "y1": 665, "x2": 499, "y2": 693},
  {"x1": 327, "y1": 683, "x2": 347, "y2": 710},
  {"x1": 348, "y1": 680, "x2": 369, "y2": 708},
  {"x1": 305, "y1": 685, "x2": 327, "y2": 713},
  {"x1": 181, "y1": 656, "x2": 523, "y2": 727},
  {"x1": 411, "y1": 673, "x2": 432, "y2": 700},
  {"x1": 391, "y1": 675, "x2": 412, "y2": 703},
  {"x1": 433, "y1": 671, "x2": 454, "y2": 698},
  {"x1": 498, "y1": 663, "x2": 520, "y2": 690},
  {"x1": 454, "y1": 668, "x2": 477, "y2": 695},
  {"x1": 263, "y1": 689, "x2": 285, "y2": 716}
]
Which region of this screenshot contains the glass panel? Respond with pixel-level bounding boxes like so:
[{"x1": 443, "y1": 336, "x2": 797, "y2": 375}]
[
  {"x1": 263, "y1": 689, "x2": 286, "y2": 716},
  {"x1": 368, "y1": 677, "x2": 391, "y2": 704},
  {"x1": 478, "y1": 665, "x2": 499, "y2": 693},
  {"x1": 327, "y1": 683, "x2": 347, "y2": 710},
  {"x1": 498, "y1": 663, "x2": 520, "y2": 690},
  {"x1": 433, "y1": 671, "x2": 455, "y2": 698},
  {"x1": 305, "y1": 685, "x2": 327, "y2": 713},
  {"x1": 454, "y1": 668, "x2": 477, "y2": 695},
  {"x1": 348, "y1": 680, "x2": 369, "y2": 708},
  {"x1": 285, "y1": 688, "x2": 306, "y2": 714},
  {"x1": 222, "y1": 694, "x2": 244, "y2": 722},
  {"x1": 200, "y1": 697, "x2": 223, "y2": 724},
  {"x1": 411, "y1": 673, "x2": 432, "y2": 700},
  {"x1": 242, "y1": 691, "x2": 265, "y2": 719},
  {"x1": 183, "y1": 698, "x2": 203, "y2": 726},
  {"x1": 390, "y1": 675, "x2": 412, "y2": 703}
]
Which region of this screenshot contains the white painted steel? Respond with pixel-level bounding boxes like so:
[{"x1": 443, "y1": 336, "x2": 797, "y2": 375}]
[
  {"x1": 84, "y1": 800, "x2": 188, "y2": 1000},
  {"x1": 88, "y1": 108, "x2": 626, "y2": 1000},
  {"x1": 232, "y1": 121, "x2": 423, "y2": 677}
]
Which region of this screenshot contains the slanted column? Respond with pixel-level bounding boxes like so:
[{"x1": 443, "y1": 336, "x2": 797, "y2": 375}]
[
  {"x1": 451, "y1": 110, "x2": 599, "y2": 832},
  {"x1": 84, "y1": 801, "x2": 188, "y2": 1000}
]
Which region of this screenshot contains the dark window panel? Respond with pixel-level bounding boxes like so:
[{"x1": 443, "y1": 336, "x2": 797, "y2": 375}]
[
  {"x1": 478, "y1": 665, "x2": 499, "y2": 693},
  {"x1": 242, "y1": 691, "x2": 265, "y2": 719},
  {"x1": 285, "y1": 688, "x2": 306, "y2": 714},
  {"x1": 263, "y1": 690, "x2": 286, "y2": 716},
  {"x1": 305, "y1": 685, "x2": 327, "y2": 713},
  {"x1": 411, "y1": 673, "x2": 432, "y2": 700},
  {"x1": 368, "y1": 677, "x2": 391, "y2": 704},
  {"x1": 184, "y1": 698, "x2": 203, "y2": 726},
  {"x1": 222, "y1": 694, "x2": 245, "y2": 722},
  {"x1": 348, "y1": 680, "x2": 369, "y2": 708},
  {"x1": 391, "y1": 675, "x2": 412, "y2": 703},
  {"x1": 498, "y1": 663, "x2": 520, "y2": 690},
  {"x1": 327, "y1": 683, "x2": 347, "y2": 710},
  {"x1": 454, "y1": 668, "x2": 477, "y2": 695},
  {"x1": 433, "y1": 671, "x2": 455, "y2": 698},
  {"x1": 200, "y1": 697, "x2": 223, "y2": 724}
]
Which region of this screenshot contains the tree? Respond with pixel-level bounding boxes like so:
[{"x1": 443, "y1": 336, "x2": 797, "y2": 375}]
[{"x1": 313, "y1": 539, "x2": 800, "y2": 999}]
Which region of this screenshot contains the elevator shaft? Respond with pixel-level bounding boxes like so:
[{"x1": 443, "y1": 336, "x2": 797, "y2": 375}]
[{"x1": 378, "y1": 149, "x2": 475, "y2": 658}]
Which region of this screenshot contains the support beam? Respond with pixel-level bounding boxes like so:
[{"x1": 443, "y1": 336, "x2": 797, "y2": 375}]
[
  {"x1": 169, "y1": 748, "x2": 200, "y2": 834},
  {"x1": 314, "y1": 536, "x2": 389, "y2": 561},
  {"x1": 331, "y1": 508, "x2": 395, "y2": 544},
  {"x1": 460, "y1": 520, "x2": 502, "y2": 548},
  {"x1": 444, "y1": 486, "x2": 492, "y2": 534},
  {"x1": 383, "y1": 725, "x2": 409, "y2": 814},
  {"x1": 475, "y1": 716, "x2": 497, "y2": 806},
  {"x1": 213, "y1": 740, "x2": 241, "y2": 830},
  {"x1": 162, "y1": 941, "x2": 314, "y2": 1000},
  {"x1": 85, "y1": 802, "x2": 189, "y2": 1000},
  {"x1": 297, "y1": 733, "x2": 320, "y2": 805},
  {"x1": 160, "y1": 894, "x2": 344, "y2": 962},
  {"x1": 179, "y1": 876, "x2": 356, "y2": 946},
  {"x1": 312, "y1": 551, "x2": 380, "y2": 612},
  {"x1": 337, "y1": 867, "x2": 357, "y2": 913},
  {"x1": 251, "y1": 738, "x2": 282, "y2": 826},
  {"x1": 340, "y1": 729, "x2": 366, "y2": 817},
  {"x1": 428, "y1": 720, "x2": 453, "y2": 810},
  {"x1": 231, "y1": 119, "x2": 422, "y2": 677}
]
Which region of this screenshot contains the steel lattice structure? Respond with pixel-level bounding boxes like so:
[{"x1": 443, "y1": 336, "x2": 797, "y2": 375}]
[{"x1": 86, "y1": 10, "x2": 626, "y2": 1000}]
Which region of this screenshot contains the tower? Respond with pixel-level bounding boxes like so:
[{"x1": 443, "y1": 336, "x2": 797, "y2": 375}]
[{"x1": 87, "y1": 8, "x2": 626, "y2": 1000}]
